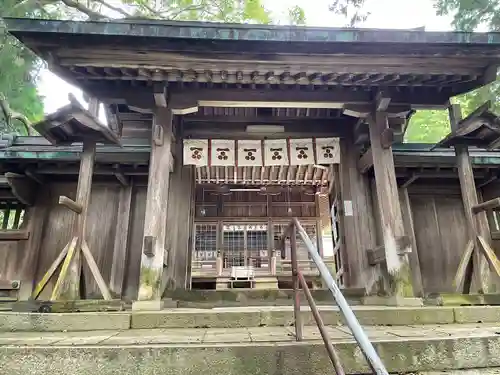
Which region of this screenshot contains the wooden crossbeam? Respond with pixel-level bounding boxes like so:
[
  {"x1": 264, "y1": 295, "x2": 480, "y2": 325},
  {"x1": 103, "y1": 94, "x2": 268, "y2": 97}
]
[
  {"x1": 471, "y1": 198, "x2": 500, "y2": 214},
  {"x1": 0, "y1": 230, "x2": 30, "y2": 241},
  {"x1": 58, "y1": 196, "x2": 83, "y2": 214}
]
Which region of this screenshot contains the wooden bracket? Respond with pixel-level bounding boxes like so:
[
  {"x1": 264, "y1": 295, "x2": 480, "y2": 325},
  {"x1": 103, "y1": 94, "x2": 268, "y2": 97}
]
[
  {"x1": 357, "y1": 148, "x2": 373, "y2": 174},
  {"x1": 153, "y1": 82, "x2": 167, "y2": 108},
  {"x1": 367, "y1": 236, "x2": 411, "y2": 266},
  {"x1": 471, "y1": 198, "x2": 500, "y2": 214},
  {"x1": 380, "y1": 128, "x2": 395, "y2": 149},
  {"x1": 153, "y1": 124, "x2": 164, "y2": 146},
  {"x1": 375, "y1": 91, "x2": 391, "y2": 112},
  {"x1": 59, "y1": 196, "x2": 83, "y2": 214},
  {"x1": 143, "y1": 235, "x2": 155, "y2": 257}
]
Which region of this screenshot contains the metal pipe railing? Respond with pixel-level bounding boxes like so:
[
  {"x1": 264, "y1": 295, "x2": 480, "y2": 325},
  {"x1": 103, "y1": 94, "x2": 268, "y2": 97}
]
[
  {"x1": 298, "y1": 271, "x2": 345, "y2": 375},
  {"x1": 287, "y1": 217, "x2": 389, "y2": 375}
]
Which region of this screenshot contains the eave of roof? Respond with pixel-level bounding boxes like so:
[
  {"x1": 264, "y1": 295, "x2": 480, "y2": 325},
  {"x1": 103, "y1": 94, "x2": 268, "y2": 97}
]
[{"x1": 5, "y1": 18, "x2": 500, "y2": 45}]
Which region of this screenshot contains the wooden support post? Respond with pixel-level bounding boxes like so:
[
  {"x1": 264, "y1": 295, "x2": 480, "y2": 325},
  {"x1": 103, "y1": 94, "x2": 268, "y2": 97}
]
[
  {"x1": 137, "y1": 107, "x2": 173, "y2": 303},
  {"x1": 339, "y1": 140, "x2": 377, "y2": 291},
  {"x1": 449, "y1": 104, "x2": 488, "y2": 293},
  {"x1": 368, "y1": 110, "x2": 414, "y2": 297},
  {"x1": 32, "y1": 97, "x2": 113, "y2": 301},
  {"x1": 109, "y1": 182, "x2": 133, "y2": 297},
  {"x1": 399, "y1": 188, "x2": 424, "y2": 297}
]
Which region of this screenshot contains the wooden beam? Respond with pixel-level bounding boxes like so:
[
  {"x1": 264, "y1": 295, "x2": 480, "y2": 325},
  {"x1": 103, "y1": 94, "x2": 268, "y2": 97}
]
[
  {"x1": 0, "y1": 230, "x2": 30, "y2": 241},
  {"x1": 109, "y1": 183, "x2": 133, "y2": 297},
  {"x1": 449, "y1": 103, "x2": 488, "y2": 293},
  {"x1": 368, "y1": 111, "x2": 414, "y2": 297},
  {"x1": 343, "y1": 104, "x2": 411, "y2": 119},
  {"x1": 0, "y1": 280, "x2": 20, "y2": 290},
  {"x1": 478, "y1": 235, "x2": 500, "y2": 277},
  {"x1": 81, "y1": 239, "x2": 112, "y2": 300},
  {"x1": 58, "y1": 196, "x2": 83, "y2": 214},
  {"x1": 453, "y1": 240, "x2": 474, "y2": 292},
  {"x1": 169, "y1": 88, "x2": 450, "y2": 109},
  {"x1": 357, "y1": 148, "x2": 373, "y2": 174},
  {"x1": 137, "y1": 107, "x2": 173, "y2": 301},
  {"x1": 472, "y1": 198, "x2": 500, "y2": 214}
]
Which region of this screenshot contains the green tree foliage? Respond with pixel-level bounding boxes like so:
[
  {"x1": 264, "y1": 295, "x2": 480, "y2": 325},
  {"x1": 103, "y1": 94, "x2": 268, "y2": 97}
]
[{"x1": 0, "y1": 0, "x2": 46, "y2": 133}]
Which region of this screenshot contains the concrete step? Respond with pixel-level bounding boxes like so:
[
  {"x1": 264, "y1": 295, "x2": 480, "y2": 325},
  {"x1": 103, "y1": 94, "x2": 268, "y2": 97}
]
[
  {"x1": 1, "y1": 305, "x2": 500, "y2": 332},
  {"x1": 1, "y1": 322, "x2": 500, "y2": 374}
]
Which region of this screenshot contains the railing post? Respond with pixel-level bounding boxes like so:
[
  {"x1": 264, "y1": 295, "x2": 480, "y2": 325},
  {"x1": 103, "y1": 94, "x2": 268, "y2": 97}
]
[
  {"x1": 298, "y1": 271, "x2": 345, "y2": 375},
  {"x1": 293, "y1": 218, "x2": 388, "y2": 375},
  {"x1": 290, "y1": 225, "x2": 303, "y2": 341},
  {"x1": 216, "y1": 256, "x2": 223, "y2": 276}
]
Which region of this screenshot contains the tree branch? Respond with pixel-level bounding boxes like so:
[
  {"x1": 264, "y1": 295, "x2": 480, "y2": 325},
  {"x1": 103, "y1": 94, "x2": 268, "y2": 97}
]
[
  {"x1": 0, "y1": 95, "x2": 32, "y2": 136},
  {"x1": 59, "y1": 0, "x2": 106, "y2": 19},
  {"x1": 92, "y1": 0, "x2": 132, "y2": 18}
]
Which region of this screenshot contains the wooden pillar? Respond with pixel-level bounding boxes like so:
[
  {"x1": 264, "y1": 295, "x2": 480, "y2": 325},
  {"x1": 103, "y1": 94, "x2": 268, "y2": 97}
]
[
  {"x1": 136, "y1": 107, "x2": 173, "y2": 304},
  {"x1": 368, "y1": 111, "x2": 414, "y2": 297},
  {"x1": 449, "y1": 104, "x2": 489, "y2": 293},
  {"x1": 173, "y1": 166, "x2": 195, "y2": 289},
  {"x1": 339, "y1": 139, "x2": 377, "y2": 291},
  {"x1": 109, "y1": 182, "x2": 133, "y2": 297},
  {"x1": 316, "y1": 192, "x2": 334, "y2": 258},
  {"x1": 163, "y1": 143, "x2": 182, "y2": 292}
]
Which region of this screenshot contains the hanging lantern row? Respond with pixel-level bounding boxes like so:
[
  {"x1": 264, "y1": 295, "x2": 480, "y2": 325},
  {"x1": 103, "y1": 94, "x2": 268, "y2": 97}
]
[{"x1": 183, "y1": 138, "x2": 340, "y2": 167}]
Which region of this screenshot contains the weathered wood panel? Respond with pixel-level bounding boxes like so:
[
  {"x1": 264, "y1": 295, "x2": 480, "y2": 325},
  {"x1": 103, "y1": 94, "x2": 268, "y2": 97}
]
[
  {"x1": 340, "y1": 140, "x2": 378, "y2": 292},
  {"x1": 34, "y1": 182, "x2": 120, "y2": 299},
  {"x1": 410, "y1": 185, "x2": 468, "y2": 294},
  {"x1": 0, "y1": 241, "x2": 20, "y2": 281}
]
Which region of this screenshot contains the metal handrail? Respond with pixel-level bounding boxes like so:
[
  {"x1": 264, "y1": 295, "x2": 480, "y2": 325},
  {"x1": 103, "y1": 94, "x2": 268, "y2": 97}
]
[{"x1": 284, "y1": 217, "x2": 388, "y2": 375}]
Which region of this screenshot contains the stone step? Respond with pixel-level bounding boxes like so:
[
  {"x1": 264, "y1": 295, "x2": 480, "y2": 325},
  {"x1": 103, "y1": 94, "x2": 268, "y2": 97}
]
[
  {"x1": 1, "y1": 305, "x2": 500, "y2": 332},
  {"x1": 1, "y1": 323, "x2": 500, "y2": 374},
  {"x1": 163, "y1": 288, "x2": 367, "y2": 308}
]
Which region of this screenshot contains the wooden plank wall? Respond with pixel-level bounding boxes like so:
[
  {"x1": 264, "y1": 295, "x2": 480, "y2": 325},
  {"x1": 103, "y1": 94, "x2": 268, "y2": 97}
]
[
  {"x1": 21, "y1": 180, "x2": 148, "y2": 300},
  {"x1": 408, "y1": 183, "x2": 468, "y2": 294},
  {"x1": 368, "y1": 180, "x2": 476, "y2": 295}
]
